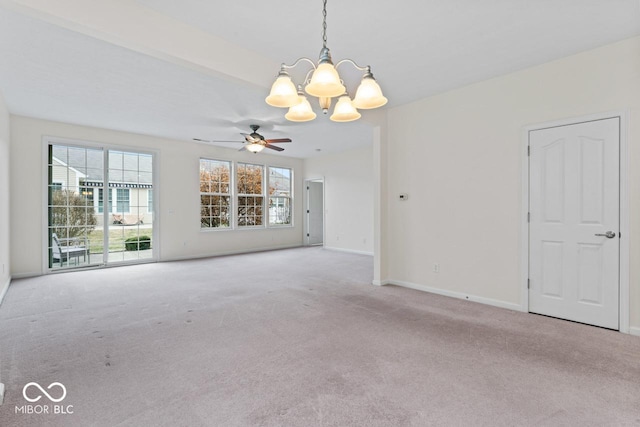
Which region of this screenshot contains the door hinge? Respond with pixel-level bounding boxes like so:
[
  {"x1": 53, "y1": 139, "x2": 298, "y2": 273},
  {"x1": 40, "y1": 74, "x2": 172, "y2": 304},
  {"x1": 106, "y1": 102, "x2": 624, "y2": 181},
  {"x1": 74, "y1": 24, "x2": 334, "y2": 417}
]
[
  {"x1": 307, "y1": 233, "x2": 310, "y2": 237},
  {"x1": 527, "y1": 145, "x2": 530, "y2": 156},
  {"x1": 619, "y1": 232, "x2": 622, "y2": 238},
  {"x1": 307, "y1": 210, "x2": 310, "y2": 214},
  {"x1": 307, "y1": 186, "x2": 310, "y2": 190},
  {"x1": 527, "y1": 212, "x2": 530, "y2": 223},
  {"x1": 527, "y1": 278, "x2": 530, "y2": 289}
]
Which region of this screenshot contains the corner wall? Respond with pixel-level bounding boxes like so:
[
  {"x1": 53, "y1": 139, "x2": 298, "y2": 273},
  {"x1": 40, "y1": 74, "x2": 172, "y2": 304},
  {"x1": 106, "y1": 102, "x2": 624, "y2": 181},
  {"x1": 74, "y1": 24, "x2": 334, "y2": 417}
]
[
  {"x1": 0, "y1": 91, "x2": 9, "y2": 304},
  {"x1": 9, "y1": 116, "x2": 304, "y2": 277},
  {"x1": 303, "y1": 146, "x2": 374, "y2": 255},
  {"x1": 384, "y1": 36, "x2": 640, "y2": 329}
]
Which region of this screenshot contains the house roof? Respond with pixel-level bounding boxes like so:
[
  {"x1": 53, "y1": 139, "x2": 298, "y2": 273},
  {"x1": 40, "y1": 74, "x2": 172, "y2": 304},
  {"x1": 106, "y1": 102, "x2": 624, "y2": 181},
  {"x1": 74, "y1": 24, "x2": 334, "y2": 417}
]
[{"x1": 52, "y1": 146, "x2": 153, "y2": 185}]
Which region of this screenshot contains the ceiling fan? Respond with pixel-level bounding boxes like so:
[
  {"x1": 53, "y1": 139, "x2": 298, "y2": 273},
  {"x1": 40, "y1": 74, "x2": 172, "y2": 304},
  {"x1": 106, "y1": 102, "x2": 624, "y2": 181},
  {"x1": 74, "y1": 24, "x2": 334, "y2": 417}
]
[{"x1": 193, "y1": 124, "x2": 292, "y2": 153}]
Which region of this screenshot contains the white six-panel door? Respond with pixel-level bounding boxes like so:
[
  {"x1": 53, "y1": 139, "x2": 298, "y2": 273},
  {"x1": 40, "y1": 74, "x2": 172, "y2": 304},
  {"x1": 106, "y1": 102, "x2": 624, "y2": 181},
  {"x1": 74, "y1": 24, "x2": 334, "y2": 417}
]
[{"x1": 529, "y1": 118, "x2": 620, "y2": 329}]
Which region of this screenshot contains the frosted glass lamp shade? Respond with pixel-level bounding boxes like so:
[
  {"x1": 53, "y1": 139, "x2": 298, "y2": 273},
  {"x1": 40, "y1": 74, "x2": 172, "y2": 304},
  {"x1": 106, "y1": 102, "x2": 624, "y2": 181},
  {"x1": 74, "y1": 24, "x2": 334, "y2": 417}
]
[
  {"x1": 285, "y1": 96, "x2": 317, "y2": 122},
  {"x1": 353, "y1": 76, "x2": 388, "y2": 109},
  {"x1": 330, "y1": 96, "x2": 361, "y2": 122},
  {"x1": 305, "y1": 63, "x2": 346, "y2": 98},
  {"x1": 265, "y1": 75, "x2": 299, "y2": 108},
  {"x1": 246, "y1": 143, "x2": 265, "y2": 153}
]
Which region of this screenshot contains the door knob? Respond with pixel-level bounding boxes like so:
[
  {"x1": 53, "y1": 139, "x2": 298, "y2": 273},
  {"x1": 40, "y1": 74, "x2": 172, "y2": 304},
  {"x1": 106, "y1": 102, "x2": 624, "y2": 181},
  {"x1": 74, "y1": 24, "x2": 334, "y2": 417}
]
[{"x1": 595, "y1": 231, "x2": 616, "y2": 238}]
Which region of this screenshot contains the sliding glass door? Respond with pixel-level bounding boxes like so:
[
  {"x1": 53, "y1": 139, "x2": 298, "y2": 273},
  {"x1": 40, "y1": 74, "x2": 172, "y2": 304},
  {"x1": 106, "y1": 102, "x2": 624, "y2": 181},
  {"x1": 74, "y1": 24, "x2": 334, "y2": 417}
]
[
  {"x1": 47, "y1": 143, "x2": 154, "y2": 271},
  {"x1": 106, "y1": 150, "x2": 154, "y2": 263}
]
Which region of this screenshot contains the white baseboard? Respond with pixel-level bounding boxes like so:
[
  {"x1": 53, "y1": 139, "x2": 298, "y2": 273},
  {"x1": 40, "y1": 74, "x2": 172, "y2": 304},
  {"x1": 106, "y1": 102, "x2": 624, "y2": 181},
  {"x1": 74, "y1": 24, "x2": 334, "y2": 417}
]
[
  {"x1": 0, "y1": 276, "x2": 10, "y2": 306},
  {"x1": 629, "y1": 327, "x2": 640, "y2": 337},
  {"x1": 323, "y1": 246, "x2": 374, "y2": 257},
  {"x1": 0, "y1": 382, "x2": 4, "y2": 405},
  {"x1": 9, "y1": 272, "x2": 41, "y2": 280},
  {"x1": 372, "y1": 279, "x2": 392, "y2": 286},
  {"x1": 387, "y1": 279, "x2": 525, "y2": 312},
  {"x1": 162, "y1": 244, "x2": 304, "y2": 263}
]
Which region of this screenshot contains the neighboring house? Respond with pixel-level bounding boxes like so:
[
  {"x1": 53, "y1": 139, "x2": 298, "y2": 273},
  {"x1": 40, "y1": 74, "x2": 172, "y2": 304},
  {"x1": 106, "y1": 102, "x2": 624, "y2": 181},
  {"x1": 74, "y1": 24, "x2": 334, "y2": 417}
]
[
  {"x1": 51, "y1": 153, "x2": 153, "y2": 226},
  {"x1": 51, "y1": 157, "x2": 86, "y2": 192},
  {"x1": 268, "y1": 167, "x2": 291, "y2": 225}
]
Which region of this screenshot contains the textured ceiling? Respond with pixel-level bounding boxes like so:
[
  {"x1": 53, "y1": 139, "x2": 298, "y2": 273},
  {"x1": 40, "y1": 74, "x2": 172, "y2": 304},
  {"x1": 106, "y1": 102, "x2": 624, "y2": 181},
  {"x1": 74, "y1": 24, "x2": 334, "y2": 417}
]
[{"x1": 0, "y1": 0, "x2": 638, "y2": 158}]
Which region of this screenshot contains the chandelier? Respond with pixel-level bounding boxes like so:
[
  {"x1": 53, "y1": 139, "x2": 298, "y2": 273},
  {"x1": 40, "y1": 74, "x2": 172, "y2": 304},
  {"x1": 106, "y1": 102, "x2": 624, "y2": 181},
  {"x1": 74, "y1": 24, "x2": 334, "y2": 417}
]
[{"x1": 265, "y1": 0, "x2": 387, "y2": 123}]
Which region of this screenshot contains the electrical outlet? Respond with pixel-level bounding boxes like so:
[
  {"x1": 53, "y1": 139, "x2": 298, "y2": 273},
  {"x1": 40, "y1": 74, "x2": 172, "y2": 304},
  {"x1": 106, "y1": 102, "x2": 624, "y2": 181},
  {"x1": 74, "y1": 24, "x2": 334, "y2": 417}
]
[{"x1": 433, "y1": 263, "x2": 440, "y2": 273}]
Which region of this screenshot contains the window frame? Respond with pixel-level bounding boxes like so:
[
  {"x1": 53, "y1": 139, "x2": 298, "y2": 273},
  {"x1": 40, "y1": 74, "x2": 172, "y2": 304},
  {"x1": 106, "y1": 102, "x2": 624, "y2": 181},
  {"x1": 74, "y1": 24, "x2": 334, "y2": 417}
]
[
  {"x1": 199, "y1": 158, "x2": 233, "y2": 230},
  {"x1": 97, "y1": 188, "x2": 113, "y2": 214},
  {"x1": 267, "y1": 166, "x2": 293, "y2": 227},
  {"x1": 198, "y1": 159, "x2": 294, "y2": 231},
  {"x1": 115, "y1": 188, "x2": 130, "y2": 213},
  {"x1": 236, "y1": 162, "x2": 265, "y2": 229}
]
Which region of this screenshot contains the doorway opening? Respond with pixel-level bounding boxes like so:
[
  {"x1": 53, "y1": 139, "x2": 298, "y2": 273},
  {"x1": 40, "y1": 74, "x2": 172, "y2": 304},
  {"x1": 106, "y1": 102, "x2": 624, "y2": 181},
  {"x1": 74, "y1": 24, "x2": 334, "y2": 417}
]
[{"x1": 305, "y1": 179, "x2": 324, "y2": 246}]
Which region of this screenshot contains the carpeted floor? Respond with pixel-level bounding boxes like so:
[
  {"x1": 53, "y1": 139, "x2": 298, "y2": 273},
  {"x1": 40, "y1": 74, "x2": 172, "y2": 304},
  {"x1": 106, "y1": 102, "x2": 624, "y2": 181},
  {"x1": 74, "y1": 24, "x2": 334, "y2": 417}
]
[{"x1": 0, "y1": 247, "x2": 639, "y2": 426}]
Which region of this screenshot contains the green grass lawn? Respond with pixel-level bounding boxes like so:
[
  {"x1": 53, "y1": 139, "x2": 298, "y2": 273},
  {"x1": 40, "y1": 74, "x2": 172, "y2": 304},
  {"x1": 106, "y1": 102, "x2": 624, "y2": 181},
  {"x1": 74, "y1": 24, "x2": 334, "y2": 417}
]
[{"x1": 87, "y1": 227, "x2": 153, "y2": 253}]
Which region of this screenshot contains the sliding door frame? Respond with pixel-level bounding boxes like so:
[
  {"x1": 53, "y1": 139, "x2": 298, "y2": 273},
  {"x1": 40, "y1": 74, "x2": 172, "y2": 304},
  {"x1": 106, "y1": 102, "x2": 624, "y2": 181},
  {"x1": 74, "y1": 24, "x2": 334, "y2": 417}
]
[{"x1": 42, "y1": 136, "x2": 160, "y2": 273}]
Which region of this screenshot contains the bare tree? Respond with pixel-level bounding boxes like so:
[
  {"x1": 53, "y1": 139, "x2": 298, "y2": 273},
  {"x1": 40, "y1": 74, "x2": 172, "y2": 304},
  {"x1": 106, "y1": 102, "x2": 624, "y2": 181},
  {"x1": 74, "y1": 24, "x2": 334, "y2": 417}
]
[{"x1": 50, "y1": 189, "x2": 97, "y2": 240}]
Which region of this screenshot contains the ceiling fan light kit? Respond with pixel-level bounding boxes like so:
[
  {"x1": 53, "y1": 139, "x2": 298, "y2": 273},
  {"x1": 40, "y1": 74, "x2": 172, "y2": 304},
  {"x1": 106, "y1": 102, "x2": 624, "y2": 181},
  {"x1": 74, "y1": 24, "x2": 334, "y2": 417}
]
[
  {"x1": 245, "y1": 142, "x2": 265, "y2": 153},
  {"x1": 265, "y1": 0, "x2": 387, "y2": 123},
  {"x1": 194, "y1": 125, "x2": 291, "y2": 153}
]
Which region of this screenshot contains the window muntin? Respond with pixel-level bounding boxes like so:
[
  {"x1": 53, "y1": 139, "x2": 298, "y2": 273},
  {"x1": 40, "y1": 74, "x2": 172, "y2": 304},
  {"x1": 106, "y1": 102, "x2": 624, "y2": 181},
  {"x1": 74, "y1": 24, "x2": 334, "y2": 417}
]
[
  {"x1": 237, "y1": 163, "x2": 264, "y2": 227},
  {"x1": 200, "y1": 159, "x2": 231, "y2": 228},
  {"x1": 268, "y1": 167, "x2": 292, "y2": 226}
]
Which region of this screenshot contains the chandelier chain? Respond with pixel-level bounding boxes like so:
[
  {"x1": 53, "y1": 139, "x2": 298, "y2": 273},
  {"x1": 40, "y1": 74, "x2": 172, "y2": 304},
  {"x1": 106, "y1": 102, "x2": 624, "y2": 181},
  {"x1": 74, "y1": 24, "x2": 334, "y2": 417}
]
[{"x1": 322, "y1": 0, "x2": 328, "y2": 48}]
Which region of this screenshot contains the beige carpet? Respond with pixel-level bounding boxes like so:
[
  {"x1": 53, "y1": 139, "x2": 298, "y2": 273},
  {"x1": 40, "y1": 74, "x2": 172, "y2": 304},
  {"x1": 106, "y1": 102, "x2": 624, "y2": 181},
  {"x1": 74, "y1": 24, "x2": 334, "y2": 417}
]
[{"x1": 0, "y1": 247, "x2": 639, "y2": 426}]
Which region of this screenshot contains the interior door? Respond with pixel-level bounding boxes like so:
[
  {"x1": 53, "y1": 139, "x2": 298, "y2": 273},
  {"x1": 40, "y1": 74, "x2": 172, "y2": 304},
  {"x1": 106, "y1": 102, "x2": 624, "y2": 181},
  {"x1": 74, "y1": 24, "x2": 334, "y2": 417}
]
[
  {"x1": 307, "y1": 181, "x2": 324, "y2": 245},
  {"x1": 529, "y1": 117, "x2": 620, "y2": 329}
]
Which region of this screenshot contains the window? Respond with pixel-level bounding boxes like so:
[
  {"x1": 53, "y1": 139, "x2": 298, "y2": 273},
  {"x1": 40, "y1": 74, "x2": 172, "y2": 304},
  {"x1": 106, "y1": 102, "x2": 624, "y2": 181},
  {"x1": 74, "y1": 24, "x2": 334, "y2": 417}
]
[
  {"x1": 237, "y1": 163, "x2": 264, "y2": 227},
  {"x1": 81, "y1": 186, "x2": 94, "y2": 208},
  {"x1": 268, "y1": 167, "x2": 292, "y2": 226},
  {"x1": 116, "y1": 188, "x2": 130, "y2": 213},
  {"x1": 147, "y1": 189, "x2": 153, "y2": 213},
  {"x1": 98, "y1": 188, "x2": 112, "y2": 213},
  {"x1": 200, "y1": 159, "x2": 231, "y2": 228}
]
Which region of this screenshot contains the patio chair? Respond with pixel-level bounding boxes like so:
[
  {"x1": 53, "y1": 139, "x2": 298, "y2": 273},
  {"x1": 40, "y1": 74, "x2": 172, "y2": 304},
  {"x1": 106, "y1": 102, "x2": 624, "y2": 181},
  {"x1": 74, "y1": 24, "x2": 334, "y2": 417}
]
[{"x1": 52, "y1": 233, "x2": 88, "y2": 266}]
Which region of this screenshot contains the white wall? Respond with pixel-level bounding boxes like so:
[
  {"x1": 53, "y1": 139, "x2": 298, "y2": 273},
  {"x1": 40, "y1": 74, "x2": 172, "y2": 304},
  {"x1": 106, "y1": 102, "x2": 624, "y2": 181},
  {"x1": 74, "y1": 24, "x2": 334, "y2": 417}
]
[
  {"x1": 10, "y1": 116, "x2": 304, "y2": 277},
  {"x1": 304, "y1": 146, "x2": 374, "y2": 255},
  {"x1": 383, "y1": 36, "x2": 640, "y2": 329},
  {"x1": 0, "y1": 91, "x2": 10, "y2": 302}
]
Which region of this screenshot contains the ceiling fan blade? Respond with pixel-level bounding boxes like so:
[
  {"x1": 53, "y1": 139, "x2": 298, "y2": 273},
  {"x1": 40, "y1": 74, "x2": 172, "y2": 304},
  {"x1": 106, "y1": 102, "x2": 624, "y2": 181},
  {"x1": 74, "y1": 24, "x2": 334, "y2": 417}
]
[
  {"x1": 265, "y1": 138, "x2": 292, "y2": 143},
  {"x1": 264, "y1": 144, "x2": 285, "y2": 152},
  {"x1": 193, "y1": 138, "x2": 243, "y2": 143}
]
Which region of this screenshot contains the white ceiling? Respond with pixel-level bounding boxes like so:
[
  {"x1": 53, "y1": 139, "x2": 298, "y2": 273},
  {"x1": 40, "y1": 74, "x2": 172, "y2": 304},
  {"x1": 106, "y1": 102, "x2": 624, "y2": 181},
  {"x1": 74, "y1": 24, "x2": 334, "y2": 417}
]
[{"x1": 0, "y1": 0, "x2": 638, "y2": 158}]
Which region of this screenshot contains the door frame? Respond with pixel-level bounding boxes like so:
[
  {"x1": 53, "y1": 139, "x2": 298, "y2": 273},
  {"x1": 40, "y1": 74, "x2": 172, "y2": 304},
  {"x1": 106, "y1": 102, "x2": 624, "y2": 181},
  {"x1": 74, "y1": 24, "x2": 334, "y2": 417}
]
[
  {"x1": 304, "y1": 178, "x2": 325, "y2": 246},
  {"x1": 42, "y1": 135, "x2": 160, "y2": 274},
  {"x1": 520, "y1": 111, "x2": 629, "y2": 333}
]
